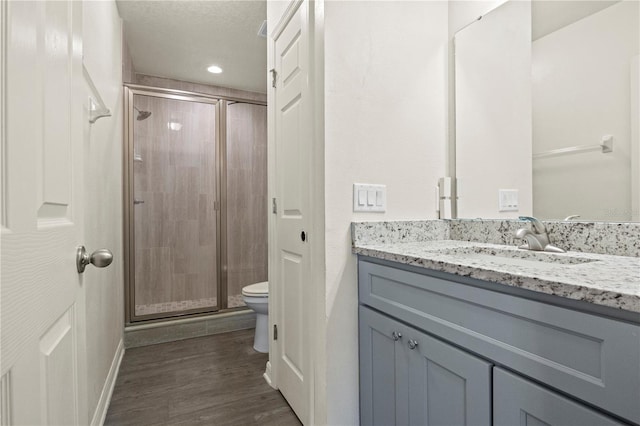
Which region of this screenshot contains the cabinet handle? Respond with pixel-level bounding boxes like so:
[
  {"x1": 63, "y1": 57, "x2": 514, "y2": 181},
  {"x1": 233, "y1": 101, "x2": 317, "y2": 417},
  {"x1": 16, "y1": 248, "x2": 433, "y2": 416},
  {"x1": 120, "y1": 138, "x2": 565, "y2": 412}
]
[
  {"x1": 391, "y1": 331, "x2": 402, "y2": 341},
  {"x1": 408, "y1": 339, "x2": 419, "y2": 350}
]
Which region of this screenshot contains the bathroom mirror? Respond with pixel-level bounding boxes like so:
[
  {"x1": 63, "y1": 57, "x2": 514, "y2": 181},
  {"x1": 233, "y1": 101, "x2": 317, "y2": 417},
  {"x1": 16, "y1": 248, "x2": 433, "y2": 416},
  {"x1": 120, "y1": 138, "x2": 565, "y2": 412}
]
[{"x1": 454, "y1": 0, "x2": 639, "y2": 222}]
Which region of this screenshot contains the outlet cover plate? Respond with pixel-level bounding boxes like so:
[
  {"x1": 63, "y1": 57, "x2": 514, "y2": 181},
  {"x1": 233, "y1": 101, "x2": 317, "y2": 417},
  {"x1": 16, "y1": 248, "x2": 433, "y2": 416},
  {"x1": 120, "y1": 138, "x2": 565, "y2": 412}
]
[{"x1": 499, "y1": 189, "x2": 519, "y2": 212}]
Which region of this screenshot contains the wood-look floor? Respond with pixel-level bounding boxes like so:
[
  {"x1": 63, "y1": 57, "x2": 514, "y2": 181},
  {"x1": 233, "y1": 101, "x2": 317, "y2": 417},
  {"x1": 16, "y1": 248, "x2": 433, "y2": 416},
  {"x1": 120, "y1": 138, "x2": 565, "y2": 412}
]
[{"x1": 105, "y1": 329, "x2": 301, "y2": 426}]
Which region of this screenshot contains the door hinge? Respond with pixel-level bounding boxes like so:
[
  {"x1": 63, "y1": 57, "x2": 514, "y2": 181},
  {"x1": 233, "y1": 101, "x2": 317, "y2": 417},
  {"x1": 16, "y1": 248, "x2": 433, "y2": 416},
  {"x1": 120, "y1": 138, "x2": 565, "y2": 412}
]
[
  {"x1": 272, "y1": 198, "x2": 277, "y2": 214},
  {"x1": 270, "y1": 68, "x2": 277, "y2": 88},
  {"x1": 273, "y1": 324, "x2": 278, "y2": 340}
]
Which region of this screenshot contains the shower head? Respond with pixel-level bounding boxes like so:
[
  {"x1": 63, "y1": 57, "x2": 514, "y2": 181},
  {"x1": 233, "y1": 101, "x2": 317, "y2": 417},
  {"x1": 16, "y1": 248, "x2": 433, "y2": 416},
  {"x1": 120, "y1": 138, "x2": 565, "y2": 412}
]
[{"x1": 133, "y1": 106, "x2": 152, "y2": 121}]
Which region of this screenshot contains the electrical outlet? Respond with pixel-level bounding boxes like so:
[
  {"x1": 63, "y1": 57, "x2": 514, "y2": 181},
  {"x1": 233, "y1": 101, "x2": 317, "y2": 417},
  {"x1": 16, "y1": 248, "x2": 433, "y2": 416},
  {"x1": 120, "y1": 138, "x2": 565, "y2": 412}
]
[{"x1": 498, "y1": 189, "x2": 519, "y2": 212}]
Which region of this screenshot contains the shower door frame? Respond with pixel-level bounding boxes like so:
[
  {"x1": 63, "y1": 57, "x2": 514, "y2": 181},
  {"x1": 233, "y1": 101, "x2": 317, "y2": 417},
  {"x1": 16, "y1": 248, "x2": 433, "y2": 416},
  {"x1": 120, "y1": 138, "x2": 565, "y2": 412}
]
[{"x1": 123, "y1": 84, "x2": 267, "y2": 324}]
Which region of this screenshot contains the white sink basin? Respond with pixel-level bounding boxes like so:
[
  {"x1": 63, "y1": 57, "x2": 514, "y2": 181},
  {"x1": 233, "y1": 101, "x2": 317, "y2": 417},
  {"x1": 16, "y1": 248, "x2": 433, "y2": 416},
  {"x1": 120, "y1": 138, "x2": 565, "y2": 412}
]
[{"x1": 438, "y1": 246, "x2": 597, "y2": 267}]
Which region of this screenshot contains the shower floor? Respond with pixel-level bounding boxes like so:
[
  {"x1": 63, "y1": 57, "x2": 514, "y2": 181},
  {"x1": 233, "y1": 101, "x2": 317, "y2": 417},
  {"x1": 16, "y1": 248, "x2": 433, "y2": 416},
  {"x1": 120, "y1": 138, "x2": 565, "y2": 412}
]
[
  {"x1": 227, "y1": 294, "x2": 245, "y2": 308},
  {"x1": 135, "y1": 294, "x2": 246, "y2": 316}
]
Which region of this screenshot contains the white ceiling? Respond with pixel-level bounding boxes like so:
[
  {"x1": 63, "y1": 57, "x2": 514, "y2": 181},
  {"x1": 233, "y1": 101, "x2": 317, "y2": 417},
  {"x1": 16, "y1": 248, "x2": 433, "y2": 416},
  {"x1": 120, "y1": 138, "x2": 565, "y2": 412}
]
[
  {"x1": 116, "y1": 0, "x2": 267, "y2": 93},
  {"x1": 117, "y1": 0, "x2": 619, "y2": 93},
  {"x1": 532, "y1": 0, "x2": 620, "y2": 40}
]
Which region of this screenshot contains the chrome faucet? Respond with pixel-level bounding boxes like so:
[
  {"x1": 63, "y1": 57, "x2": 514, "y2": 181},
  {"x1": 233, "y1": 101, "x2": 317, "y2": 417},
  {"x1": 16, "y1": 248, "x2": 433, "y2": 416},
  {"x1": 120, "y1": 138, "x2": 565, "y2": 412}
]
[{"x1": 515, "y1": 216, "x2": 565, "y2": 253}]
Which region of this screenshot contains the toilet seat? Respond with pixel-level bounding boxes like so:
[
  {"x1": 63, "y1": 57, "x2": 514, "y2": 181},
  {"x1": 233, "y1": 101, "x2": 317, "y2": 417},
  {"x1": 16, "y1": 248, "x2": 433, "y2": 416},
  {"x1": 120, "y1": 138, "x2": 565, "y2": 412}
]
[{"x1": 242, "y1": 281, "x2": 268, "y2": 297}]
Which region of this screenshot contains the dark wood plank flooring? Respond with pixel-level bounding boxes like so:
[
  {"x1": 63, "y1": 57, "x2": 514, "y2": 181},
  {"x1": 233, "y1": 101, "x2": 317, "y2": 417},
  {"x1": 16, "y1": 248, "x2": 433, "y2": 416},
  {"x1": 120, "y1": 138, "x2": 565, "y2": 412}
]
[{"x1": 105, "y1": 329, "x2": 301, "y2": 426}]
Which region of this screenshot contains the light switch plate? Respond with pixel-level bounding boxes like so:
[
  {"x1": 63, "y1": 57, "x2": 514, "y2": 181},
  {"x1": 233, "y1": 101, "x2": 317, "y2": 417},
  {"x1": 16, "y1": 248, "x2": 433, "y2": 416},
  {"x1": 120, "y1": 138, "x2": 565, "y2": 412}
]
[
  {"x1": 498, "y1": 189, "x2": 519, "y2": 212},
  {"x1": 354, "y1": 183, "x2": 386, "y2": 212}
]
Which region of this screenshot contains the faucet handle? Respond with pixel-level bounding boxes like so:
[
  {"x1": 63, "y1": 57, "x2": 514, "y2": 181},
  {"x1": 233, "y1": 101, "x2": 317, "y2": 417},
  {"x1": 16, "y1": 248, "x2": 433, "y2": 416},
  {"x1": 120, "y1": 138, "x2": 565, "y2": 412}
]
[
  {"x1": 516, "y1": 229, "x2": 545, "y2": 251},
  {"x1": 518, "y1": 216, "x2": 546, "y2": 234}
]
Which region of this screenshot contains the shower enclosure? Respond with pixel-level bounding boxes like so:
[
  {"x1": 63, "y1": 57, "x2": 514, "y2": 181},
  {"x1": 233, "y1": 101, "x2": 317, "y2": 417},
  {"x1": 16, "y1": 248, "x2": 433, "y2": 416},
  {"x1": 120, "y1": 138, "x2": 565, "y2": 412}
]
[{"x1": 124, "y1": 85, "x2": 267, "y2": 323}]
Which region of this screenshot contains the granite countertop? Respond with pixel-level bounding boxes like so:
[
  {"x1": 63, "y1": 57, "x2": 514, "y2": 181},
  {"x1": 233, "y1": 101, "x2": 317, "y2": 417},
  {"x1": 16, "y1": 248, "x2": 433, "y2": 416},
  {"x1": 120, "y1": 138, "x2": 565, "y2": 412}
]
[{"x1": 353, "y1": 239, "x2": 640, "y2": 313}]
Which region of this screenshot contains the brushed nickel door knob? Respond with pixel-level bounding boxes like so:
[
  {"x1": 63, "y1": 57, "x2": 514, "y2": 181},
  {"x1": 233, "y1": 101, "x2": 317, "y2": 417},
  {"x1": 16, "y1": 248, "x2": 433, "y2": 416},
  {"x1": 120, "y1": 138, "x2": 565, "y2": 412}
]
[{"x1": 76, "y1": 246, "x2": 113, "y2": 273}]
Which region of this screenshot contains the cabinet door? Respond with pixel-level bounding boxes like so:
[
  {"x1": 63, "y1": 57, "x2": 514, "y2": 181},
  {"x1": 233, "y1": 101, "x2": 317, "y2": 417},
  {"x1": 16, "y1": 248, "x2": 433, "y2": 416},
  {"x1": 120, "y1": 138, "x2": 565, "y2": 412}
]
[
  {"x1": 494, "y1": 368, "x2": 625, "y2": 426},
  {"x1": 359, "y1": 306, "x2": 410, "y2": 426},
  {"x1": 407, "y1": 327, "x2": 492, "y2": 425},
  {"x1": 360, "y1": 306, "x2": 492, "y2": 426}
]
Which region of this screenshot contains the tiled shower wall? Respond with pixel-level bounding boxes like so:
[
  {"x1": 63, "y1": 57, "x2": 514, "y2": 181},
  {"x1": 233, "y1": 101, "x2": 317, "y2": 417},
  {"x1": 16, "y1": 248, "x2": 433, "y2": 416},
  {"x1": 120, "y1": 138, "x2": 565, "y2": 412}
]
[
  {"x1": 226, "y1": 103, "x2": 268, "y2": 307},
  {"x1": 130, "y1": 81, "x2": 268, "y2": 317},
  {"x1": 133, "y1": 95, "x2": 219, "y2": 316}
]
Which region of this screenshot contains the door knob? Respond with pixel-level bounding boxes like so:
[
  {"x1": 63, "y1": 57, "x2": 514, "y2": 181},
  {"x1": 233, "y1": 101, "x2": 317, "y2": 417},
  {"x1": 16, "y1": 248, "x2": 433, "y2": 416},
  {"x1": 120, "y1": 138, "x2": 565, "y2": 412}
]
[
  {"x1": 408, "y1": 339, "x2": 419, "y2": 350},
  {"x1": 392, "y1": 331, "x2": 402, "y2": 341},
  {"x1": 76, "y1": 246, "x2": 113, "y2": 273}
]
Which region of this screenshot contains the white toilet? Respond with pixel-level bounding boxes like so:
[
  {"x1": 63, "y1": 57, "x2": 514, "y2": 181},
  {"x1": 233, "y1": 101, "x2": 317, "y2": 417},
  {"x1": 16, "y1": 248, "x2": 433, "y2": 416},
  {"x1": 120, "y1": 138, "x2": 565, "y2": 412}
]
[{"x1": 242, "y1": 281, "x2": 269, "y2": 353}]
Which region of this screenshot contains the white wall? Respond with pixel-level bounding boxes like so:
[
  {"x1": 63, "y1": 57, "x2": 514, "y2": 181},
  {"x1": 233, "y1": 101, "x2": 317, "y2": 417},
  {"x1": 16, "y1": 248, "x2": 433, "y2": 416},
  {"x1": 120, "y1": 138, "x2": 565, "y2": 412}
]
[
  {"x1": 82, "y1": 1, "x2": 125, "y2": 422},
  {"x1": 454, "y1": 0, "x2": 533, "y2": 219},
  {"x1": 323, "y1": 1, "x2": 448, "y2": 423},
  {"x1": 632, "y1": 55, "x2": 639, "y2": 222},
  {"x1": 532, "y1": 1, "x2": 639, "y2": 221}
]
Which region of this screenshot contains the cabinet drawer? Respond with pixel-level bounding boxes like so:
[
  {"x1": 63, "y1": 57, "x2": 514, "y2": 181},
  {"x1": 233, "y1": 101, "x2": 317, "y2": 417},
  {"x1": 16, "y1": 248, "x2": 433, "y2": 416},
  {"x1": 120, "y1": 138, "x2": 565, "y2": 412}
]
[
  {"x1": 359, "y1": 259, "x2": 640, "y2": 423},
  {"x1": 494, "y1": 367, "x2": 625, "y2": 426}
]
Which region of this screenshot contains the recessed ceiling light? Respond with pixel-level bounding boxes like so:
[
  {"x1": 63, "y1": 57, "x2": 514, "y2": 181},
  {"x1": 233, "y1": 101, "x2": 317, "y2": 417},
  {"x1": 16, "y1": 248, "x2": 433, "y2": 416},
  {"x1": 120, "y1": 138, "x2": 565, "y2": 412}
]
[
  {"x1": 167, "y1": 121, "x2": 182, "y2": 131},
  {"x1": 207, "y1": 65, "x2": 223, "y2": 74}
]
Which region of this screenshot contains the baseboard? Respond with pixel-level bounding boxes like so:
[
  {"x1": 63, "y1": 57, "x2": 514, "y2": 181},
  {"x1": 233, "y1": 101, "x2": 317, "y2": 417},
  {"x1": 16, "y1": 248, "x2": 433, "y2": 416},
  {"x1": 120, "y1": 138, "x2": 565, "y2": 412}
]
[
  {"x1": 124, "y1": 310, "x2": 256, "y2": 348},
  {"x1": 263, "y1": 360, "x2": 276, "y2": 389},
  {"x1": 90, "y1": 339, "x2": 124, "y2": 426}
]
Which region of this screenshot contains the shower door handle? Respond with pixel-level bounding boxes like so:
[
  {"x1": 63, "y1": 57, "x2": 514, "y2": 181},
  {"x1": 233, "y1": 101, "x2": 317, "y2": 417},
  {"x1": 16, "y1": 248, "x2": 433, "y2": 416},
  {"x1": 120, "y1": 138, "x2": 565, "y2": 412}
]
[{"x1": 76, "y1": 246, "x2": 114, "y2": 273}]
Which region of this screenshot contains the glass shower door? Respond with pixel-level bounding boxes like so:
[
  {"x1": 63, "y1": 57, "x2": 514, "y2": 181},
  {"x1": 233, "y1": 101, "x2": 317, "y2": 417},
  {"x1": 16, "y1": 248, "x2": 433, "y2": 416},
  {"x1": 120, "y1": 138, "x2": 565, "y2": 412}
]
[
  {"x1": 130, "y1": 93, "x2": 220, "y2": 319},
  {"x1": 225, "y1": 102, "x2": 268, "y2": 308}
]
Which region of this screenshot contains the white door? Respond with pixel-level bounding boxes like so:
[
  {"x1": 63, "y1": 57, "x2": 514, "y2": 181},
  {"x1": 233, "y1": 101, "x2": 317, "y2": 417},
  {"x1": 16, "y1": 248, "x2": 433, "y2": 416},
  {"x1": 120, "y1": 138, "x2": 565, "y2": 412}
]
[
  {"x1": 1, "y1": 1, "x2": 88, "y2": 424},
  {"x1": 273, "y1": 1, "x2": 311, "y2": 423}
]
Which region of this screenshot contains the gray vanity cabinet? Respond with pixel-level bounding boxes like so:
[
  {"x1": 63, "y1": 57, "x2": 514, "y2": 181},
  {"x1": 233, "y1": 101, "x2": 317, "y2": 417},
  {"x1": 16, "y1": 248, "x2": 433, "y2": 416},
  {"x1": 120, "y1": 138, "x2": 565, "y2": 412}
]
[
  {"x1": 359, "y1": 305, "x2": 403, "y2": 426},
  {"x1": 359, "y1": 306, "x2": 492, "y2": 426},
  {"x1": 493, "y1": 368, "x2": 624, "y2": 426},
  {"x1": 358, "y1": 257, "x2": 640, "y2": 425}
]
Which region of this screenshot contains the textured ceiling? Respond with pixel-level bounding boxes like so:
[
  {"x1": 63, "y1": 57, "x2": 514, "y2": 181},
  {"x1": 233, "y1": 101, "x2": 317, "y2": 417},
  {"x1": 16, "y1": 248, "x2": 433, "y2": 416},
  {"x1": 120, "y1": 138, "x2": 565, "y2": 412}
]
[
  {"x1": 117, "y1": 0, "x2": 267, "y2": 93},
  {"x1": 117, "y1": 1, "x2": 619, "y2": 93}
]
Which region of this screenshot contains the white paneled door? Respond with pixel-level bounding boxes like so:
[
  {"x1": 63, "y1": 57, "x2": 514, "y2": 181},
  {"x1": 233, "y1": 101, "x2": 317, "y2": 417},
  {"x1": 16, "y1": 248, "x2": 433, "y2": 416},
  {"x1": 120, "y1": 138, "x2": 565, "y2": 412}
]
[
  {"x1": 1, "y1": 1, "x2": 88, "y2": 424},
  {"x1": 273, "y1": 1, "x2": 311, "y2": 423}
]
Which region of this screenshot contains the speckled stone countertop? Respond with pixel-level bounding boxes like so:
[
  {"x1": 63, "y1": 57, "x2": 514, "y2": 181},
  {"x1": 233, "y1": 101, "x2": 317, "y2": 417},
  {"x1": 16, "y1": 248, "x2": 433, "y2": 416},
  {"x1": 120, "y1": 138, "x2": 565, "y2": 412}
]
[{"x1": 352, "y1": 221, "x2": 640, "y2": 313}]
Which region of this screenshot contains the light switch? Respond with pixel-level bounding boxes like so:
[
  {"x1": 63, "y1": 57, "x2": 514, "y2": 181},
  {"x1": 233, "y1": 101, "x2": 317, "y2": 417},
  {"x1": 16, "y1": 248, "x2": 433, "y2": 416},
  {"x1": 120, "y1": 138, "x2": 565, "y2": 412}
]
[
  {"x1": 358, "y1": 190, "x2": 366, "y2": 206},
  {"x1": 353, "y1": 183, "x2": 386, "y2": 212},
  {"x1": 367, "y1": 190, "x2": 376, "y2": 206}
]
